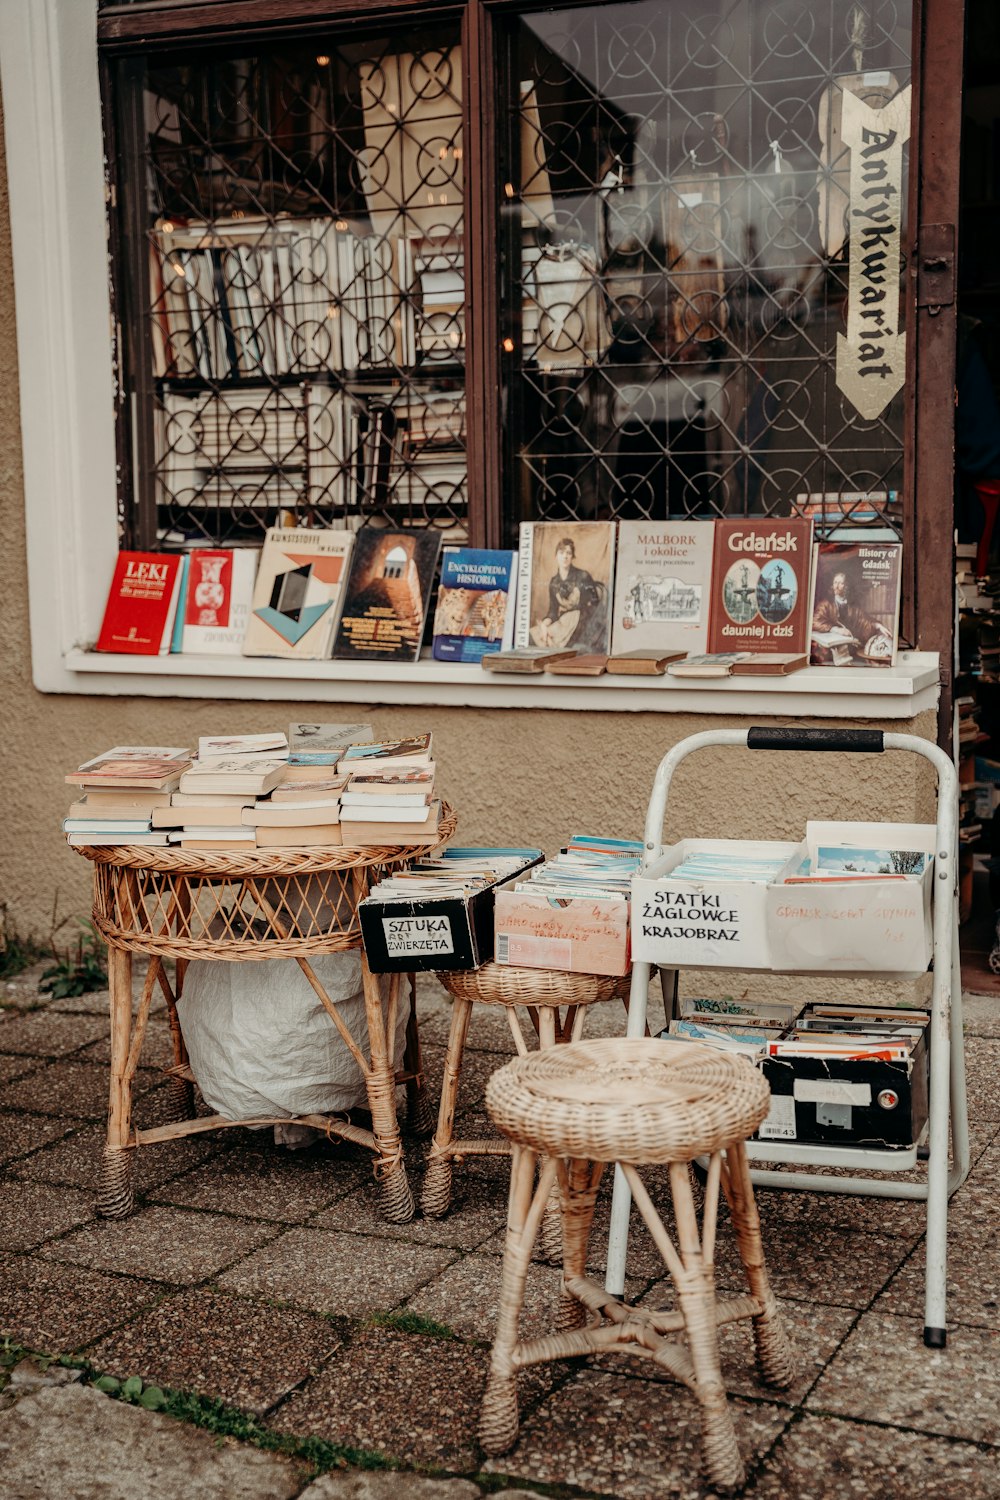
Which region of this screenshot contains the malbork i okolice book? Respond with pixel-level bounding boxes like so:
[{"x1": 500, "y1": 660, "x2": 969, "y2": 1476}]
[{"x1": 707, "y1": 519, "x2": 813, "y2": 656}]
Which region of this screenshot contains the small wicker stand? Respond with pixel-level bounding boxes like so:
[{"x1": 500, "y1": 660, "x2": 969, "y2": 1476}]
[
  {"x1": 420, "y1": 961, "x2": 629, "y2": 1232},
  {"x1": 480, "y1": 1037, "x2": 793, "y2": 1494},
  {"x1": 73, "y1": 804, "x2": 456, "y2": 1225}
]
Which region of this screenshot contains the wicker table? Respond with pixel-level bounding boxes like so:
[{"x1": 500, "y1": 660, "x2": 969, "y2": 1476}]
[{"x1": 74, "y1": 804, "x2": 456, "y2": 1224}]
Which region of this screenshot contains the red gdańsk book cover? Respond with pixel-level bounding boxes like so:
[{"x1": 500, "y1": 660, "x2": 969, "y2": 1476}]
[
  {"x1": 707, "y1": 519, "x2": 813, "y2": 656},
  {"x1": 95, "y1": 552, "x2": 183, "y2": 655}
]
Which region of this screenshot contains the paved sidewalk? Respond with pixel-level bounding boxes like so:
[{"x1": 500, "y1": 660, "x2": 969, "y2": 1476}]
[{"x1": 1, "y1": 967, "x2": 999, "y2": 1499}]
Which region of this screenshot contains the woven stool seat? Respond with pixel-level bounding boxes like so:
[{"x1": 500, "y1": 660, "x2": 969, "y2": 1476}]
[
  {"x1": 438, "y1": 962, "x2": 628, "y2": 1008},
  {"x1": 485, "y1": 1036, "x2": 770, "y2": 1164},
  {"x1": 479, "y1": 1036, "x2": 792, "y2": 1493}
]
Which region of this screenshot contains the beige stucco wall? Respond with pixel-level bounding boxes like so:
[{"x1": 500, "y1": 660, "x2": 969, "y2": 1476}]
[{"x1": 0, "y1": 97, "x2": 940, "y2": 951}]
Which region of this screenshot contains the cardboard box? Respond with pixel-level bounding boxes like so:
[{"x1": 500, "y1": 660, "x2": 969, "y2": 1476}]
[
  {"x1": 755, "y1": 1008, "x2": 929, "y2": 1151},
  {"x1": 359, "y1": 848, "x2": 542, "y2": 973},
  {"x1": 630, "y1": 839, "x2": 800, "y2": 970},
  {"x1": 765, "y1": 821, "x2": 935, "y2": 976},
  {"x1": 493, "y1": 889, "x2": 630, "y2": 976}
]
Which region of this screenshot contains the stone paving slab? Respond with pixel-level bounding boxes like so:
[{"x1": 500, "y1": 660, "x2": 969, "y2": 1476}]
[
  {"x1": 752, "y1": 1413, "x2": 1000, "y2": 1499},
  {"x1": 0, "y1": 1176, "x2": 95, "y2": 1251},
  {"x1": 0, "y1": 1110, "x2": 88, "y2": 1167},
  {"x1": 0, "y1": 1012, "x2": 109, "y2": 1056},
  {"x1": 218, "y1": 1226, "x2": 459, "y2": 1319},
  {"x1": 0, "y1": 1382, "x2": 305, "y2": 1500},
  {"x1": 0, "y1": 1059, "x2": 163, "y2": 1120},
  {"x1": 713, "y1": 1218, "x2": 913, "y2": 1310},
  {"x1": 12, "y1": 1120, "x2": 222, "y2": 1194},
  {"x1": 0, "y1": 1054, "x2": 41, "y2": 1084},
  {"x1": 151, "y1": 1136, "x2": 369, "y2": 1224},
  {"x1": 807, "y1": 1310, "x2": 1000, "y2": 1446},
  {"x1": 269, "y1": 1323, "x2": 558, "y2": 1473},
  {"x1": 0, "y1": 1256, "x2": 163, "y2": 1353},
  {"x1": 85, "y1": 1286, "x2": 343, "y2": 1417},
  {"x1": 481, "y1": 1368, "x2": 791, "y2": 1499},
  {"x1": 42, "y1": 1204, "x2": 278, "y2": 1285},
  {"x1": 313, "y1": 1161, "x2": 509, "y2": 1252}
]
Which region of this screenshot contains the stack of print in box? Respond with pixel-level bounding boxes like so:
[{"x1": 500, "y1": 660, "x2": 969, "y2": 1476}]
[
  {"x1": 359, "y1": 849, "x2": 543, "y2": 972},
  {"x1": 336, "y1": 735, "x2": 439, "y2": 847},
  {"x1": 63, "y1": 747, "x2": 193, "y2": 845},
  {"x1": 493, "y1": 835, "x2": 642, "y2": 976}
]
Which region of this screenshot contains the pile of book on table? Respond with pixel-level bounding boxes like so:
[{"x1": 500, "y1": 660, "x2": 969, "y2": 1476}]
[{"x1": 62, "y1": 724, "x2": 443, "y2": 851}]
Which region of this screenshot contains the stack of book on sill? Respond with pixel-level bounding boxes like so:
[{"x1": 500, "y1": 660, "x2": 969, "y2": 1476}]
[
  {"x1": 335, "y1": 735, "x2": 440, "y2": 847},
  {"x1": 63, "y1": 747, "x2": 193, "y2": 846},
  {"x1": 494, "y1": 835, "x2": 643, "y2": 977}
]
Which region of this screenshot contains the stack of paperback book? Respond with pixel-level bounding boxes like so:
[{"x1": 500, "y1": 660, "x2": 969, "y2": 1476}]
[
  {"x1": 155, "y1": 733, "x2": 290, "y2": 850},
  {"x1": 335, "y1": 735, "x2": 440, "y2": 847},
  {"x1": 63, "y1": 747, "x2": 193, "y2": 846}
]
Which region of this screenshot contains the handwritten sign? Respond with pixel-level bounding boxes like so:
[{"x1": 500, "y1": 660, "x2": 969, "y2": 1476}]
[
  {"x1": 835, "y1": 84, "x2": 911, "y2": 419},
  {"x1": 382, "y1": 913, "x2": 454, "y2": 958}
]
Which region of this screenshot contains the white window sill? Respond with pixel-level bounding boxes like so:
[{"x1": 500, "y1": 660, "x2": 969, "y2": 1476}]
[{"x1": 60, "y1": 647, "x2": 941, "y2": 718}]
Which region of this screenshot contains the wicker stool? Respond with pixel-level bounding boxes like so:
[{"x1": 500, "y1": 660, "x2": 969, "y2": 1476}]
[
  {"x1": 480, "y1": 1037, "x2": 793, "y2": 1494},
  {"x1": 421, "y1": 962, "x2": 629, "y2": 1224}
]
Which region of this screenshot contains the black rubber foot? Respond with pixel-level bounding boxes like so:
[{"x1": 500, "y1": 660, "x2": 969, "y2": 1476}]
[{"x1": 923, "y1": 1326, "x2": 947, "y2": 1349}]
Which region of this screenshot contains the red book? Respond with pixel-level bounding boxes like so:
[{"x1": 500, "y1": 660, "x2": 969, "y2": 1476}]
[
  {"x1": 707, "y1": 519, "x2": 813, "y2": 656},
  {"x1": 95, "y1": 552, "x2": 184, "y2": 655}
]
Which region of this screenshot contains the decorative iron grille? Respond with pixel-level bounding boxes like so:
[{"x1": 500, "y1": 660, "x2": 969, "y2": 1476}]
[
  {"x1": 500, "y1": 0, "x2": 911, "y2": 538},
  {"x1": 113, "y1": 32, "x2": 466, "y2": 546}
]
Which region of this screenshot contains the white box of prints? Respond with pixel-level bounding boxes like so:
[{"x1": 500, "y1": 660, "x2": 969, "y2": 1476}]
[
  {"x1": 630, "y1": 839, "x2": 800, "y2": 970},
  {"x1": 765, "y1": 821, "x2": 936, "y2": 977}
]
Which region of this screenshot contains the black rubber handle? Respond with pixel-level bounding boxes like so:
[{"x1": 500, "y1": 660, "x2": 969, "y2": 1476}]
[{"x1": 747, "y1": 726, "x2": 885, "y2": 753}]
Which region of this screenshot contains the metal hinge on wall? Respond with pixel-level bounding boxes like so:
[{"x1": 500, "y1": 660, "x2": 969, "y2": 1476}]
[{"x1": 916, "y1": 224, "x2": 955, "y2": 314}]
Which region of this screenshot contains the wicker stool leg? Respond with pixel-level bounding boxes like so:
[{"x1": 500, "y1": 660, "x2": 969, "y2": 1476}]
[
  {"x1": 481, "y1": 1146, "x2": 556, "y2": 1456},
  {"x1": 162, "y1": 1076, "x2": 196, "y2": 1124},
  {"x1": 161, "y1": 956, "x2": 196, "y2": 1122},
  {"x1": 665, "y1": 1161, "x2": 745, "y2": 1493},
  {"x1": 557, "y1": 1158, "x2": 603, "y2": 1331},
  {"x1": 360, "y1": 959, "x2": 414, "y2": 1224},
  {"x1": 724, "y1": 1142, "x2": 794, "y2": 1389},
  {"x1": 403, "y1": 974, "x2": 436, "y2": 1139},
  {"x1": 536, "y1": 1006, "x2": 565, "y2": 1264},
  {"x1": 422, "y1": 993, "x2": 473, "y2": 1218}
]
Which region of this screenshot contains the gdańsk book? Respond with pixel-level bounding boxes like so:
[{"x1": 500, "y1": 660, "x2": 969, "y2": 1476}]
[{"x1": 706, "y1": 519, "x2": 813, "y2": 656}]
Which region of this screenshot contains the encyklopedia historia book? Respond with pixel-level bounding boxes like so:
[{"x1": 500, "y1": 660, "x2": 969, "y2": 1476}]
[
  {"x1": 242, "y1": 528, "x2": 354, "y2": 660},
  {"x1": 610, "y1": 521, "x2": 714, "y2": 657},
  {"x1": 706, "y1": 519, "x2": 813, "y2": 656},
  {"x1": 432, "y1": 548, "x2": 518, "y2": 662}
]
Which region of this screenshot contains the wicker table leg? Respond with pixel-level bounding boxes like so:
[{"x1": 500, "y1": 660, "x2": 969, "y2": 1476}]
[
  {"x1": 162, "y1": 956, "x2": 196, "y2": 1124},
  {"x1": 403, "y1": 974, "x2": 435, "y2": 1138},
  {"x1": 422, "y1": 990, "x2": 474, "y2": 1217},
  {"x1": 99, "y1": 945, "x2": 136, "y2": 1218},
  {"x1": 360, "y1": 955, "x2": 414, "y2": 1223}
]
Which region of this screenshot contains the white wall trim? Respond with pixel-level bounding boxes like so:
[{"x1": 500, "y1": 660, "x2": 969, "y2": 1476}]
[{"x1": 0, "y1": 0, "x2": 119, "y2": 693}]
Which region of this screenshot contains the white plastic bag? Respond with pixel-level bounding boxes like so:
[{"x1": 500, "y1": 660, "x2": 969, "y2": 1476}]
[{"x1": 177, "y1": 952, "x2": 408, "y2": 1122}]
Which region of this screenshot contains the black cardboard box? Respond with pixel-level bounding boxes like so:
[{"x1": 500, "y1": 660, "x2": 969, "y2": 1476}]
[
  {"x1": 755, "y1": 1010, "x2": 929, "y2": 1151},
  {"x1": 359, "y1": 848, "x2": 543, "y2": 973}
]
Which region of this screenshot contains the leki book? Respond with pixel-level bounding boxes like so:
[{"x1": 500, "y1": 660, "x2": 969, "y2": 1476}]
[
  {"x1": 808, "y1": 540, "x2": 902, "y2": 667},
  {"x1": 333, "y1": 527, "x2": 442, "y2": 661},
  {"x1": 180, "y1": 548, "x2": 258, "y2": 655},
  {"x1": 432, "y1": 548, "x2": 519, "y2": 662},
  {"x1": 610, "y1": 521, "x2": 715, "y2": 657},
  {"x1": 95, "y1": 552, "x2": 185, "y2": 656},
  {"x1": 242, "y1": 528, "x2": 354, "y2": 660},
  {"x1": 707, "y1": 519, "x2": 813, "y2": 655},
  {"x1": 513, "y1": 521, "x2": 616, "y2": 655}
]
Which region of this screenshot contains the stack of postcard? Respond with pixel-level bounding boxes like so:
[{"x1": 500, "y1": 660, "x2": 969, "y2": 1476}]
[{"x1": 668, "y1": 849, "x2": 792, "y2": 884}]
